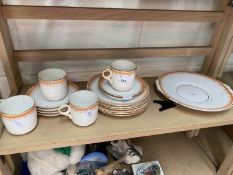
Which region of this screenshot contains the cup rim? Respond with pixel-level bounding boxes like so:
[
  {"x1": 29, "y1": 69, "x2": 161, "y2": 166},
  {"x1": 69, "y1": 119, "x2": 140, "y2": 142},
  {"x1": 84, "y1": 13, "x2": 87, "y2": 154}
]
[
  {"x1": 69, "y1": 90, "x2": 99, "y2": 109},
  {"x1": 38, "y1": 68, "x2": 67, "y2": 82},
  {"x1": 111, "y1": 60, "x2": 137, "y2": 72},
  {"x1": 70, "y1": 102, "x2": 98, "y2": 111},
  {"x1": 0, "y1": 95, "x2": 36, "y2": 118}
]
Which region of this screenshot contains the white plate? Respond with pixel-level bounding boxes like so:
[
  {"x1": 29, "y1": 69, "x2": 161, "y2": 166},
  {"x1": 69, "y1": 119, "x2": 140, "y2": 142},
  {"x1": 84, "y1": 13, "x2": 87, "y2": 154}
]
[
  {"x1": 156, "y1": 72, "x2": 233, "y2": 112},
  {"x1": 37, "y1": 110, "x2": 59, "y2": 114},
  {"x1": 99, "y1": 104, "x2": 149, "y2": 117},
  {"x1": 37, "y1": 108, "x2": 59, "y2": 112},
  {"x1": 37, "y1": 112, "x2": 60, "y2": 117},
  {"x1": 99, "y1": 76, "x2": 144, "y2": 100},
  {"x1": 26, "y1": 82, "x2": 79, "y2": 109},
  {"x1": 87, "y1": 75, "x2": 149, "y2": 106}
]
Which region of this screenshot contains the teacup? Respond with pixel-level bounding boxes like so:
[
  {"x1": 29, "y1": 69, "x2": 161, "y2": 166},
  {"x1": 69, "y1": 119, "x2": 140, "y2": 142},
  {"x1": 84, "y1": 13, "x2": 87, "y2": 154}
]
[
  {"x1": 58, "y1": 90, "x2": 98, "y2": 126},
  {"x1": 0, "y1": 95, "x2": 37, "y2": 135},
  {"x1": 102, "y1": 60, "x2": 137, "y2": 92},
  {"x1": 38, "y1": 68, "x2": 68, "y2": 101}
]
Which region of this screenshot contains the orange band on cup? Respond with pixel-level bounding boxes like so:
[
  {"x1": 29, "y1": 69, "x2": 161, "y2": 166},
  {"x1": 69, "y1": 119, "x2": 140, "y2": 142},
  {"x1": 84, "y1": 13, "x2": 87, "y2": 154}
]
[
  {"x1": 112, "y1": 68, "x2": 135, "y2": 75},
  {"x1": 39, "y1": 76, "x2": 67, "y2": 86},
  {"x1": 70, "y1": 102, "x2": 98, "y2": 112},
  {"x1": 1, "y1": 105, "x2": 36, "y2": 120}
]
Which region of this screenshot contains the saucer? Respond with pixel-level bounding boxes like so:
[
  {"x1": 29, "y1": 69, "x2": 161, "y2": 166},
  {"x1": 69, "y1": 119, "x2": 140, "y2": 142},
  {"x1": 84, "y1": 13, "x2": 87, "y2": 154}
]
[
  {"x1": 87, "y1": 75, "x2": 151, "y2": 117},
  {"x1": 37, "y1": 112, "x2": 60, "y2": 117},
  {"x1": 26, "y1": 82, "x2": 79, "y2": 109},
  {"x1": 156, "y1": 72, "x2": 233, "y2": 112},
  {"x1": 88, "y1": 75, "x2": 149, "y2": 106},
  {"x1": 98, "y1": 76, "x2": 144, "y2": 100}
]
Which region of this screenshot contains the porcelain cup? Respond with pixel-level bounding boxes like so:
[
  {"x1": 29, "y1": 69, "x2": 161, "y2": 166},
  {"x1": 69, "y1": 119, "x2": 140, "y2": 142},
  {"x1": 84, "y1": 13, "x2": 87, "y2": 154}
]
[
  {"x1": 0, "y1": 95, "x2": 37, "y2": 135},
  {"x1": 38, "y1": 68, "x2": 68, "y2": 101},
  {"x1": 102, "y1": 60, "x2": 137, "y2": 92},
  {"x1": 58, "y1": 90, "x2": 98, "y2": 126}
]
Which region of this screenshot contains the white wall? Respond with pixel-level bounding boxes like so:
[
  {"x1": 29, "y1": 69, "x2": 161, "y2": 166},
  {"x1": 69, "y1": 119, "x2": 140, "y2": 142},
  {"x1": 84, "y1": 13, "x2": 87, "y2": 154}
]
[{"x1": 0, "y1": 0, "x2": 230, "y2": 95}]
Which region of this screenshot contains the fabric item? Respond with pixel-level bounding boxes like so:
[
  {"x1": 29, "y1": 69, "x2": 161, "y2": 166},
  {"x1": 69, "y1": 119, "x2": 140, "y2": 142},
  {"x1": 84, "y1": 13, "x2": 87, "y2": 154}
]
[
  {"x1": 27, "y1": 149, "x2": 70, "y2": 175},
  {"x1": 54, "y1": 147, "x2": 72, "y2": 157},
  {"x1": 27, "y1": 145, "x2": 86, "y2": 175}
]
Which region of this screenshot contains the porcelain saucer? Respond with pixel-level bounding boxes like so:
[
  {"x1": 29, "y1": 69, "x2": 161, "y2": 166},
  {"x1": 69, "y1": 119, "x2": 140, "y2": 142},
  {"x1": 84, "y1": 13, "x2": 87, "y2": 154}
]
[
  {"x1": 156, "y1": 72, "x2": 233, "y2": 112},
  {"x1": 98, "y1": 76, "x2": 144, "y2": 101},
  {"x1": 87, "y1": 75, "x2": 149, "y2": 107},
  {"x1": 26, "y1": 82, "x2": 79, "y2": 109}
]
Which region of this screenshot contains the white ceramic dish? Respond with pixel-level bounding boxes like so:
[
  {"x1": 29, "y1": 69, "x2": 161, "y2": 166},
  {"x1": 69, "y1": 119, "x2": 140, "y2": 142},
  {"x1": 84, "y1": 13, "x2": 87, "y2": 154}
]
[
  {"x1": 88, "y1": 75, "x2": 149, "y2": 106},
  {"x1": 0, "y1": 95, "x2": 37, "y2": 135},
  {"x1": 99, "y1": 98, "x2": 150, "y2": 113},
  {"x1": 26, "y1": 82, "x2": 79, "y2": 109},
  {"x1": 37, "y1": 107, "x2": 59, "y2": 112},
  {"x1": 102, "y1": 60, "x2": 137, "y2": 92},
  {"x1": 37, "y1": 109, "x2": 58, "y2": 114},
  {"x1": 59, "y1": 90, "x2": 98, "y2": 126},
  {"x1": 156, "y1": 72, "x2": 233, "y2": 112},
  {"x1": 88, "y1": 75, "x2": 150, "y2": 117},
  {"x1": 37, "y1": 112, "x2": 60, "y2": 117},
  {"x1": 99, "y1": 104, "x2": 149, "y2": 117},
  {"x1": 38, "y1": 68, "x2": 68, "y2": 101},
  {"x1": 99, "y1": 96, "x2": 151, "y2": 111},
  {"x1": 99, "y1": 76, "x2": 144, "y2": 101}
]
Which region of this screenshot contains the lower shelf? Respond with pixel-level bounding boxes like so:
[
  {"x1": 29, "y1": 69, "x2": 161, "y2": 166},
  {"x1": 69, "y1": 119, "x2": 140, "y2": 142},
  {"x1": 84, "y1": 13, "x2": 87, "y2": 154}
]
[{"x1": 133, "y1": 132, "x2": 216, "y2": 175}]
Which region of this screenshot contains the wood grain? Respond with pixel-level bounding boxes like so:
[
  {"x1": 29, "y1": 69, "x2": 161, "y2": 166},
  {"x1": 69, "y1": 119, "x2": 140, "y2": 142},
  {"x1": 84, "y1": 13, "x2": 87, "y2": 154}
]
[
  {"x1": 15, "y1": 47, "x2": 212, "y2": 61},
  {"x1": 207, "y1": 7, "x2": 233, "y2": 77},
  {"x1": 201, "y1": 6, "x2": 232, "y2": 76},
  {"x1": 217, "y1": 145, "x2": 233, "y2": 175},
  {"x1": 1, "y1": 78, "x2": 233, "y2": 154},
  {"x1": 0, "y1": 3, "x2": 22, "y2": 93},
  {"x1": 2, "y1": 6, "x2": 223, "y2": 22},
  {"x1": 195, "y1": 127, "x2": 232, "y2": 168},
  {"x1": 133, "y1": 133, "x2": 215, "y2": 175}
]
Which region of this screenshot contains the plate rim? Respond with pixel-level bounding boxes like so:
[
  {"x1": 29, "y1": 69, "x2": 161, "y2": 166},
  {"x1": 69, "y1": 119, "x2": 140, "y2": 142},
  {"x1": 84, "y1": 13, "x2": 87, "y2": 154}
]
[
  {"x1": 87, "y1": 74, "x2": 151, "y2": 107},
  {"x1": 26, "y1": 82, "x2": 79, "y2": 108},
  {"x1": 98, "y1": 76, "x2": 145, "y2": 100},
  {"x1": 157, "y1": 71, "x2": 233, "y2": 112}
]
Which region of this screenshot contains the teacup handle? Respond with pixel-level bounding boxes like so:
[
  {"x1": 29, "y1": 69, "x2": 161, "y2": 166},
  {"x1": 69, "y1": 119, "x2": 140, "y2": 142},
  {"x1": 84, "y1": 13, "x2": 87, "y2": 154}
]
[
  {"x1": 102, "y1": 69, "x2": 113, "y2": 84},
  {"x1": 58, "y1": 105, "x2": 72, "y2": 119}
]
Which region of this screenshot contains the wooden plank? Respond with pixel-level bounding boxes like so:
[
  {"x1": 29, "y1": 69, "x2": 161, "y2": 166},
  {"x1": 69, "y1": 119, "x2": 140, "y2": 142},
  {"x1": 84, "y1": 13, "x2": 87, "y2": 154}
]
[
  {"x1": 133, "y1": 133, "x2": 215, "y2": 175},
  {"x1": 1, "y1": 78, "x2": 233, "y2": 154},
  {"x1": 195, "y1": 127, "x2": 232, "y2": 168},
  {"x1": 185, "y1": 130, "x2": 199, "y2": 138},
  {"x1": 15, "y1": 47, "x2": 212, "y2": 62},
  {"x1": 207, "y1": 7, "x2": 233, "y2": 77},
  {"x1": 201, "y1": 6, "x2": 232, "y2": 76},
  {"x1": 217, "y1": 145, "x2": 233, "y2": 175},
  {"x1": 2, "y1": 6, "x2": 223, "y2": 22},
  {"x1": 0, "y1": 3, "x2": 22, "y2": 93},
  {"x1": 217, "y1": 37, "x2": 233, "y2": 77}
]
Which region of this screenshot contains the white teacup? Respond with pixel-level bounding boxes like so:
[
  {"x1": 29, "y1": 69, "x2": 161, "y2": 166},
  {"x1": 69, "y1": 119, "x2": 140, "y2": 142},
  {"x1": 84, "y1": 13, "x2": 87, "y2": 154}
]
[
  {"x1": 0, "y1": 95, "x2": 37, "y2": 135},
  {"x1": 58, "y1": 90, "x2": 98, "y2": 126},
  {"x1": 102, "y1": 60, "x2": 137, "y2": 92},
  {"x1": 38, "y1": 68, "x2": 68, "y2": 101}
]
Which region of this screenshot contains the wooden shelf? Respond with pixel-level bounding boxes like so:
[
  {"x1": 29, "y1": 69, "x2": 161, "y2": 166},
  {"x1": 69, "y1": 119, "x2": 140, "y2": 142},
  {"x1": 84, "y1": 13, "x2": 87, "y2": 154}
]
[
  {"x1": 1, "y1": 77, "x2": 233, "y2": 155},
  {"x1": 133, "y1": 133, "x2": 216, "y2": 175}
]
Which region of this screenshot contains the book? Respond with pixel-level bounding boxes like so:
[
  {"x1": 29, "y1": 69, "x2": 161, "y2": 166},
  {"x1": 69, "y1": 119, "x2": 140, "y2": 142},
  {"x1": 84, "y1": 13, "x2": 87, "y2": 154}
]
[{"x1": 131, "y1": 161, "x2": 165, "y2": 175}]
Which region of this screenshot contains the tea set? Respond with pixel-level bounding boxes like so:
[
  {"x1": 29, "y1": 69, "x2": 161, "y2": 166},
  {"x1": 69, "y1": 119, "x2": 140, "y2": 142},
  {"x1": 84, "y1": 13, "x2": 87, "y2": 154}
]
[
  {"x1": 0, "y1": 60, "x2": 151, "y2": 135},
  {"x1": 88, "y1": 60, "x2": 151, "y2": 117},
  {"x1": 1, "y1": 59, "x2": 233, "y2": 136}
]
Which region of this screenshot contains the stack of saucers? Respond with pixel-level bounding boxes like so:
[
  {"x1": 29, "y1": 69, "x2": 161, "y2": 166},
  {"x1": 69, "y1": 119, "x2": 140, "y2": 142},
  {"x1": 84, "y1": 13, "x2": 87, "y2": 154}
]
[
  {"x1": 87, "y1": 75, "x2": 151, "y2": 117},
  {"x1": 26, "y1": 82, "x2": 79, "y2": 117}
]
